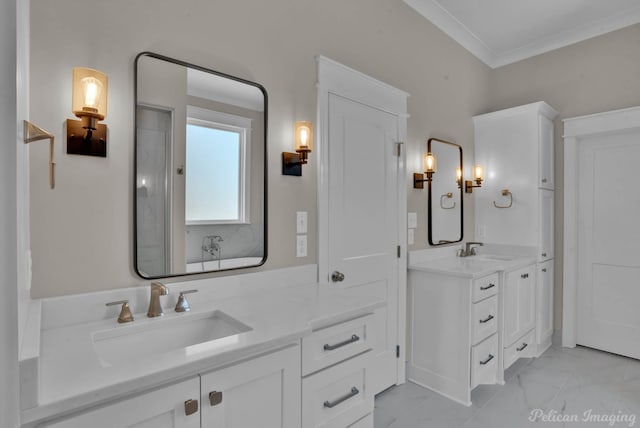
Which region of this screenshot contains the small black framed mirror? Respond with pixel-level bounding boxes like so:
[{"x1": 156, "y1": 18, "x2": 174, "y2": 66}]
[{"x1": 427, "y1": 138, "x2": 463, "y2": 246}]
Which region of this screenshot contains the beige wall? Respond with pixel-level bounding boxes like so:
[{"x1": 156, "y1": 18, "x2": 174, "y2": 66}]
[
  {"x1": 29, "y1": 0, "x2": 491, "y2": 297},
  {"x1": 486, "y1": 24, "x2": 640, "y2": 329}
]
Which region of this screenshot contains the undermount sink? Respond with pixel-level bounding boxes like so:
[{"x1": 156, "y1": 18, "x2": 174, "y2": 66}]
[
  {"x1": 472, "y1": 254, "x2": 516, "y2": 261},
  {"x1": 92, "y1": 310, "x2": 252, "y2": 366}
]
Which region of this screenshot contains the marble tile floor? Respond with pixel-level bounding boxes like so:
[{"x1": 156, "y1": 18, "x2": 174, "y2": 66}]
[{"x1": 374, "y1": 343, "x2": 640, "y2": 428}]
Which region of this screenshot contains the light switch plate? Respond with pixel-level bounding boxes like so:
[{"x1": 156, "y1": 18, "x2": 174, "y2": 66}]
[
  {"x1": 296, "y1": 211, "x2": 308, "y2": 234},
  {"x1": 408, "y1": 228, "x2": 415, "y2": 245},
  {"x1": 296, "y1": 235, "x2": 307, "y2": 257},
  {"x1": 408, "y1": 212, "x2": 417, "y2": 229}
]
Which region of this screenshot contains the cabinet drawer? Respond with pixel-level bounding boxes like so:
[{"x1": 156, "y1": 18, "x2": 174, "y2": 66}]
[
  {"x1": 472, "y1": 273, "x2": 499, "y2": 303},
  {"x1": 348, "y1": 413, "x2": 373, "y2": 427},
  {"x1": 302, "y1": 314, "x2": 375, "y2": 376},
  {"x1": 302, "y1": 352, "x2": 373, "y2": 428},
  {"x1": 472, "y1": 295, "x2": 498, "y2": 345},
  {"x1": 503, "y1": 329, "x2": 535, "y2": 370},
  {"x1": 470, "y1": 333, "x2": 498, "y2": 390}
]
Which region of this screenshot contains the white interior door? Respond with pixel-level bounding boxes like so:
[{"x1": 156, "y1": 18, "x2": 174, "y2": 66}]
[
  {"x1": 577, "y1": 130, "x2": 640, "y2": 359},
  {"x1": 326, "y1": 93, "x2": 400, "y2": 394}
]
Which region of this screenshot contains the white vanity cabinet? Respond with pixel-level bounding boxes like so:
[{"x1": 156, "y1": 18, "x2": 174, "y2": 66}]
[
  {"x1": 40, "y1": 377, "x2": 201, "y2": 428},
  {"x1": 502, "y1": 264, "x2": 536, "y2": 369},
  {"x1": 200, "y1": 345, "x2": 301, "y2": 428},
  {"x1": 301, "y1": 314, "x2": 375, "y2": 428},
  {"x1": 40, "y1": 345, "x2": 300, "y2": 428},
  {"x1": 407, "y1": 269, "x2": 499, "y2": 406},
  {"x1": 474, "y1": 101, "x2": 558, "y2": 355}
]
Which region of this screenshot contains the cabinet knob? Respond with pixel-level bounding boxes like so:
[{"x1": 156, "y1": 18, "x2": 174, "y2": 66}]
[
  {"x1": 184, "y1": 399, "x2": 198, "y2": 416},
  {"x1": 541, "y1": 253, "x2": 547, "y2": 258},
  {"x1": 209, "y1": 391, "x2": 223, "y2": 406},
  {"x1": 521, "y1": 273, "x2": 529, "y2": 279},
  {"x1": 541, "y1": 178, "x2": 547, "y2": 183},
  {"x1": 331, "y1": 271, "x2": 345, "y2": 282},
  {"x1": 542, "y1": 268, "x2": 547, "y2": 273}
]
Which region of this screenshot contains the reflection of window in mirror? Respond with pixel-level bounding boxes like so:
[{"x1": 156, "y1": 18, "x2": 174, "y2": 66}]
[{"x1": 185, "y1": 106, "x2": 252, "y2": 225}]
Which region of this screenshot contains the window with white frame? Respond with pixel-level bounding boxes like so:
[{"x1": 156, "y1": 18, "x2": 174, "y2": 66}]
[{"x1": 185, "y1": 106, "x2": 251, "y2": 225}]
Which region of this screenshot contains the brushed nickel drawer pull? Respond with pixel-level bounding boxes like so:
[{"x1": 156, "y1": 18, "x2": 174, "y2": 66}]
[
  {"x1": 479, "y1": 315, "x2": 494, "y2": 324},
  {"x1": 324, "y1": 334, "x2": 360, "y2": 351},
  {"x1": 517, "y1": 343, "x2": 528, "y2": 352},
  {"x1": 323, "y1": 387, "x2": 359, "y2": 408},
  {"x1": 480, "y1": 283, "x2": 495, "y2": 291},
  {"x1": 542, "y1": 268, "x2": 547, "y2": 272},
  {"x1": 521, "y1": 273, "x2": 529, "y2": 279},
  {"x1": 479, "y1": 354, "x2": 494, "y2": 365}
]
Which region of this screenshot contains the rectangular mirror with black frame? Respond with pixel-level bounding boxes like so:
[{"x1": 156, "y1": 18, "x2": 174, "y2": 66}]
[
  {"x1": 135, "y1": 52, "x2": 267, "y2": 279},
  {"x1": 428, "y1": 138, "x2": 463, "y2": 246}
]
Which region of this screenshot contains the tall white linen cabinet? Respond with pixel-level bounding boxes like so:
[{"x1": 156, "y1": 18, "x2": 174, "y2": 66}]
[{"x1": 474, "y1": 101, "x2": 558, "y2": 355}]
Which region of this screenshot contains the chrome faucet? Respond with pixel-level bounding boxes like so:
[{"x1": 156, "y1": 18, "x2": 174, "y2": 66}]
[
  {"x1": 457, "y1": 241, "x2": 484, "y2": 257},
  {"x1": 147, "y1": 282, "x2": 169, "y2": 317}
]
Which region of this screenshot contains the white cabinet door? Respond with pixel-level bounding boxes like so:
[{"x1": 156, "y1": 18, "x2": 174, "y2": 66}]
[
  {"x1": 200, "y1": 345, "x2": 301, "y2": 428},
  {"x1": 41, "y1": 378, "x2": 200, "y2": 428},
  {"x1": 537, "y1": 260, "x2": 554, "y2": 343},
  {"x1": 503, "y1": 265, "x2": 536, "y2": 347},
  {"x1": 538, "y1": 189, "x2": 554, "y2": 261},
  {"x1": 538, "y1": 116, "x2": 554, "y2": 189}
]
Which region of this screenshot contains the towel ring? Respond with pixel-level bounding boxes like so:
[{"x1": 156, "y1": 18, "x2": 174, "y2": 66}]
[
  {"x1": 493, "y1": 189, "x2": 513, "y2": 208},
  {"x1": 440, "y1": 192, "x2": 456, "y2": 209}
]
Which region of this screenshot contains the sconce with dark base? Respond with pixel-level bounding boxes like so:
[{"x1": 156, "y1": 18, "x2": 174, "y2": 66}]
[
  {"x1": 66, "y1": 120, "x2": 107, "y2": 157},
  {"x1": 464, "y1": 164, "x2": 484, "y2": 193},
  {"x1": 66, "y1": 67, "x2": 108, "y2": 157},
  {"x1": 413, "y1": 151, "x2": 437, "y2": 189},
  {"x1": 283, "y1": 121, "x2": 313, "y2": 176}
]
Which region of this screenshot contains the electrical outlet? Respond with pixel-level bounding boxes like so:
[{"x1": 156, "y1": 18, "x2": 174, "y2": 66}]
[
  {"x1": 296, "y1": 211, "x2": 308, "y2": 234},
  {"x1": 296, "y1": 235, "x2": 307, "y2": 257},
  {"x1": 408, "y1": 228, "x2": 415, "y2": 245},
  {"x1": 408, "y1": 212, "x2": 417, "y2": 229}
]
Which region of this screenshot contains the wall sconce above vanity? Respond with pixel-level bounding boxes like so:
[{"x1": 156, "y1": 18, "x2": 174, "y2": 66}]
[
  {"x1": 66, "y1": 67, "x2": 108, "y2": 157},
  {"x1": 282, "y1": 121, "x2": 314, "y2": 176},
  {"x1": 413, "y1": 152, "x2": 437, "y2": 188},
  {"x1": 464, "y1": 164, "x2": 484, "y2": 193}
]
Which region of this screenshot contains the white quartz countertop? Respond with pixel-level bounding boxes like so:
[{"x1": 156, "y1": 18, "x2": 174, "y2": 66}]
[
  {"x1": 408, "y1": 254, "x2": 536, "y2": 278},
  {"x1": 22, "y1": 283, "x2": 384, "y2": 425}
]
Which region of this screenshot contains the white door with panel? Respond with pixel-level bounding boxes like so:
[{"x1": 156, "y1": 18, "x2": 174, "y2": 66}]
[
  {"x1": 576, "y1": 130, "x2": 640, "y2": 359},
  {"x1": 200, "y1": 345, "x2": 301, "y2": 428},
  {"x1": 325, "y1": 92, "x2": 401, "y2": 394},
  {"x1": 41, "y1": 377, "x2": 201, "y2": 428}
]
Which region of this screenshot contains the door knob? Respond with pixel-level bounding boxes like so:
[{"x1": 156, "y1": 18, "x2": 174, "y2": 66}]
[{"x1": 331, "y1": 271, "x2": 345, "y2": 282}]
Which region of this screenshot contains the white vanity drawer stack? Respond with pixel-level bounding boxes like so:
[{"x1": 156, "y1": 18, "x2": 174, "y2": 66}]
[
  {"x1": 469, "y1": 273, "x2": 499, "y2": 389},
  {"x1": 301, "y1": 314, "x2": 375, "y2": 428}
]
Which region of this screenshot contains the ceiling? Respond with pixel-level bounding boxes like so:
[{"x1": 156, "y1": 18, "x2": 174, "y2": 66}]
[{"x1": 404, "y1": 0, "x2": 640, "y2": 68}]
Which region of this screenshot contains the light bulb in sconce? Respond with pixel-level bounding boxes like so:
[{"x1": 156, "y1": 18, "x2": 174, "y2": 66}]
[
  {"x1": 68, "y1": 67, "x2": 109, "y2": 157},
  {"x1": 473, "y1": 164, "x2": 484, "y2": 182},
  {"x1": 464, "y1": 164, "x2": 484, "y2": 193},
  {"x1": 283, "y1": 121, "x2": 314, "y2": 176},
  {"x1": 423, "y1": 152, "x2": 437, "y2": 174},
  {"x1": 456, "y1": 167, "x2": 463, "y2": 188}
]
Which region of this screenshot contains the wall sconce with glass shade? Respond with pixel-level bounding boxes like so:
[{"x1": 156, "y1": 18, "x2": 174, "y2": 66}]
[
  {"x1": 456, "y1": 167, "x2": 463, "y2": 189},
  {"x1": 66, "y1": 67, "x2": 108, "y2": 157},
  {"x1": 413, "y1": 152, "x2": 437, "y2": 189},
  {"x1": 465, "y1": 164, "x2": 484, "y2": 193},
  {"x1": 282, "y1": 121, "x2": 313, "y2": 176}
]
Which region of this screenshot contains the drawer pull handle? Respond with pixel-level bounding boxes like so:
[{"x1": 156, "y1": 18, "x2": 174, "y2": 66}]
[
  {"x1": 542, "y1": 253, "x2": 547, "y2": 258},
  {"x1": 521, "y1": 273, "x2": 529, "y2": 279},
  {"x1": 480, "y1": 283, "x2": 495, "y2": 291},
  {"x1": 324, "y1": 334, "x2": 360, "y2": 351},
  {"x1": 542, "y1": 268, "x2": 547, "y2": 273},
  {"x1": 516, "y1": 343, "x2": 528, "y2": 352},
  {"x1": 479, "y1": 315, "x2": 494, "y2": 324},
  {"x1": 479, "y1": 354, "x2": 494, "y2": 365},
  {"x1": 323, "y1": 387, "x2": 359, "y2": 408}
]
